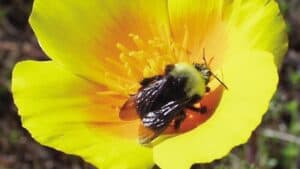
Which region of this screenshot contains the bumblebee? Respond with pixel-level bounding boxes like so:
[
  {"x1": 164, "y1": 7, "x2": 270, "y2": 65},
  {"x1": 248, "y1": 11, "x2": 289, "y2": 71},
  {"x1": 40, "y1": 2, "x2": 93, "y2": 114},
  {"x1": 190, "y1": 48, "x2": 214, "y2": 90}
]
[{"x1": 120, "y1": 59, "x2": 227, "y2": 144}]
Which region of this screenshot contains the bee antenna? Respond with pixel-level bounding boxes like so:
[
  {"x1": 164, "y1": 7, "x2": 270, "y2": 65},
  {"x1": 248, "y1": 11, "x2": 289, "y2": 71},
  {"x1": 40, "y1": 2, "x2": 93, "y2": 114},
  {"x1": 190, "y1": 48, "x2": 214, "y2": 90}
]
[
  {"x1": 211, "y1": 72, "x2": 228, "y2": 90},
  {"x1": 202, "y1": 48, "x2": 214, "y2": 67},
  {"x1": 202, "y1": 48, "x2": 228, "y2": 90},
  {"x1": 202, "y1": 48, "x2": 207, "y2": 65}
]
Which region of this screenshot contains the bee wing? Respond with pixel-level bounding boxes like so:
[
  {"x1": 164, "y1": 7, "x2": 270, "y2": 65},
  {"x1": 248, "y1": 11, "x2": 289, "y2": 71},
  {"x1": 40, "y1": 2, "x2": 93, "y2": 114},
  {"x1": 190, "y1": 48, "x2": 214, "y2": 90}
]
[
  {"x1": 136, "y1": 77, "x2": 169, "y2": 116},
  {"x1": 138, "y1": 99, "x2": 190, "y2": 144},
  {"x1": 119, "y1": 77, "x2": 167, "y2": 121},
  {"x1": 119, "y1": 95, "x2": 139, "y2": 121}
]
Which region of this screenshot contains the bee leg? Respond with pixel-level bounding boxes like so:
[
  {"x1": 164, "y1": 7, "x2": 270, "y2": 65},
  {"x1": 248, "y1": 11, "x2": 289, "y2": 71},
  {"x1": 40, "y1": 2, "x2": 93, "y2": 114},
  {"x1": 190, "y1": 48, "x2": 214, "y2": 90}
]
[
  {"x1": 174, "y1": 111, "x2": 186, "y2": 130},
  {"x1": 206, "y1": 86, "x2": 210, "y2": 92},
  {"x1": 188, "y1": 106, "x2": 208, "y2": 114}
]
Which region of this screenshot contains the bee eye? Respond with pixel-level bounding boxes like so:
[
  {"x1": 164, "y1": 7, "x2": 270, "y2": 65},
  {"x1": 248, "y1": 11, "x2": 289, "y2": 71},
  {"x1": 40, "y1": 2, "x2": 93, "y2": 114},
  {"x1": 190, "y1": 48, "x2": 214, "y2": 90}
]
[
  {"x1": 205, "y1": 69, "x2": 211, "y2": 74},
  {"x1": 193, "y1": 63, "x2": 200, "y2": 70},
  {"x1": 193, "y1": 63, "x2": 205, "y2": 72},
  {"x1": 165, "y1": 64, "x2": 175, "y2": 74}
]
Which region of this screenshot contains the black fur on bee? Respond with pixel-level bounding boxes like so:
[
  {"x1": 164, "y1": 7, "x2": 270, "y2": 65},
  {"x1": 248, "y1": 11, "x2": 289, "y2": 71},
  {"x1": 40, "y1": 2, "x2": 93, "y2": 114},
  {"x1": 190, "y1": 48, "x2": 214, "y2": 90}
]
[{"x1": 136, "y1": 63, "x2": 208, "y2": 143}]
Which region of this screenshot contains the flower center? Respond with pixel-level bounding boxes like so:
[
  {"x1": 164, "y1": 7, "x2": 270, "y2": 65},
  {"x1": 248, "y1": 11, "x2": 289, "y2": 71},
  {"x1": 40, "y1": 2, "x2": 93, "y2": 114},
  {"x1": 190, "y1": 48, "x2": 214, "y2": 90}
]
[
  {"x1": 116, "y1": 33, "x2": 192, "y2": 82},
  {"x1": 116, "y1": 34, "x2": 225, "y2": 137}
]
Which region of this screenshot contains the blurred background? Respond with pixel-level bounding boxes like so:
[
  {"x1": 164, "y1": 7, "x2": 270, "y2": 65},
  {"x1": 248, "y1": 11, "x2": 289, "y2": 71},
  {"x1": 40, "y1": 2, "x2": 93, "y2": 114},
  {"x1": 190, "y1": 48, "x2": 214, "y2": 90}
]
[{"x1": 0, "y1": 0, "x2": 299, "y2": 169}]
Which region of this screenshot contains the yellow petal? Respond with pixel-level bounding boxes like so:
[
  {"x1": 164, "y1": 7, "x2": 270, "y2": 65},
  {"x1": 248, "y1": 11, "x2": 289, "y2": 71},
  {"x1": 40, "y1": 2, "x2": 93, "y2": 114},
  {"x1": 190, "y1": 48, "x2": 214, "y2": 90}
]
[
  {"x1": 228, "y1": 0, "x2": 288, "y2": 65},
  {"x1": 168, "y1": 0, "x2": 225, "y2": 63},
  {"x1": 12, "y1": 61, "x2": 153, "y2": 169},
  {"x1": 30, "y1": 0, "x2": 171, "y2": 92},
  {"x1": 154, "y1": 50, "x2": 278, "y2": 169},
  {"x1": 168, "y1": 0, "x2": 288, "y2": 66}
]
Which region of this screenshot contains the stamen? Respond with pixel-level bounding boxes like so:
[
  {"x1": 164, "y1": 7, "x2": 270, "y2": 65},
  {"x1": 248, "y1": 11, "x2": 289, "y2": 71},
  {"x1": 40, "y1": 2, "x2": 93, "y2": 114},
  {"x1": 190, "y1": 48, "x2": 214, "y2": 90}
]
[
  {"x1": 96, "y1": 91, "x2": 123, "y2": 96},
  {"x1": 116, "y1": 43, "x2": 129, "y2": 53},
  {"x1": 113, "y1": 33, "x2": 193, "y2": 93},
  {"x1": 129, "y1": 33, "x2": 145, "y2": 49},
  {"x1": 182, "y1": 25, "x2": 189, "y2": 50}
]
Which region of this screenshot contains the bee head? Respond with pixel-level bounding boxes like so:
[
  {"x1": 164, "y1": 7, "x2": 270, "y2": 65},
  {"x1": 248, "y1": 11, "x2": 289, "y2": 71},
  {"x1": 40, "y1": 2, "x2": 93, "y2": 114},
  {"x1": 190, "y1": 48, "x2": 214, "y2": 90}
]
[
  {"x1": 168, "y1": 63, "x2": 207, "y2": 97},
  {"x1": 193, "y1": 63, "x2": 211, "y2": 84}
]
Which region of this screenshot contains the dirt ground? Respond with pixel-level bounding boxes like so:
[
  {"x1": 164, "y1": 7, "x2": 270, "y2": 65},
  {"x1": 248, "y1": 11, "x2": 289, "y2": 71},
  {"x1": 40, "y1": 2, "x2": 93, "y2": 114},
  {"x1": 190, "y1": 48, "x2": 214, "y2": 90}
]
[{"x1": 0, "y1": 0, "x2": 299, "y2": 169}]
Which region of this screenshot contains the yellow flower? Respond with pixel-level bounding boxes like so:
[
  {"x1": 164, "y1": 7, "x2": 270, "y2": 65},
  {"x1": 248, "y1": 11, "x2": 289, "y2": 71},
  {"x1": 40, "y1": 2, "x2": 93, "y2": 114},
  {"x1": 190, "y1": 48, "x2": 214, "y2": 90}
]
[{"x1": 12, "y1": 0, "x2": 288, "y2": 169}]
